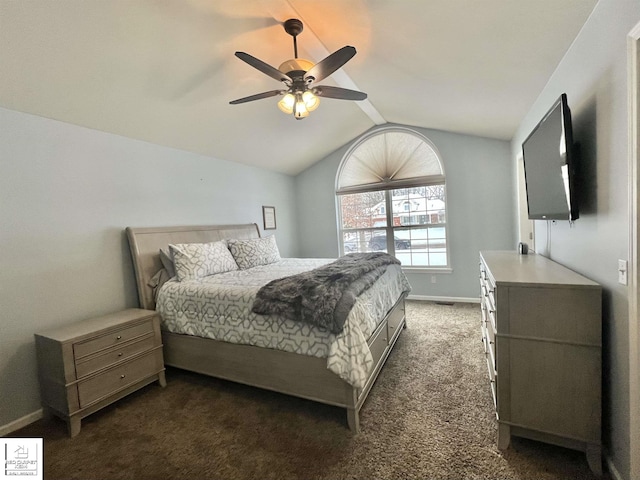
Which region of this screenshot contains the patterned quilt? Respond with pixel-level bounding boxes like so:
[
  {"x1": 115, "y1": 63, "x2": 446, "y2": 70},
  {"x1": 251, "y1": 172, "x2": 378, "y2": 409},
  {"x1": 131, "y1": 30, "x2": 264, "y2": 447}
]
[{"x1": 156, "y1": 258, "x2": 411, "y2": 388}]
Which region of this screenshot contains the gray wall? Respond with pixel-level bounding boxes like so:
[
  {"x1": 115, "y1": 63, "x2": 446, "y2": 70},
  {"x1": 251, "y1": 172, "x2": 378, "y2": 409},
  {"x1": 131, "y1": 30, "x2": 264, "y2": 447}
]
[
  {"x1": 295, "y1": 124, "x2": 515, "y2": 300},
  {"x1": 0, "y1": 107, "x2": 299, "y2": 428},
  {"x1": 510, "y1": 1, "x2": 640, "y2": 478}
]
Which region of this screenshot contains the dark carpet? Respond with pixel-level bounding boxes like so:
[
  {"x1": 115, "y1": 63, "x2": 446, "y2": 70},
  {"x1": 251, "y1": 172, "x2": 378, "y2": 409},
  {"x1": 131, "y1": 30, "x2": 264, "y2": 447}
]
[{"x1": 14, "y1": 301, "x2": 606, "y2": 479}]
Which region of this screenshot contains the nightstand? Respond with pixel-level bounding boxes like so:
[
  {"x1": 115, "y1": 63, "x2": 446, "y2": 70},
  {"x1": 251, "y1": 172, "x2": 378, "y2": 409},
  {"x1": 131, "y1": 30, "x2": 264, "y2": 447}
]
[{"x1": 35, "y1": 308, "x2": 166, "y2": 437}]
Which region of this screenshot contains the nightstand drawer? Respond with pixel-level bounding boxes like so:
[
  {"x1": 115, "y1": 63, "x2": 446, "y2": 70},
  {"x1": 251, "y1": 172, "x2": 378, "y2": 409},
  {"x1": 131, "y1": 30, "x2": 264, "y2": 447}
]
[
  {"x1": 74, "y1": 320, "x2": 154, "y2": 359},
  {"x1": 75, "y1": 334, "x2": 157, "y2": 378},
  {"x1": 77, "y1": 350, "x2": 162, "y2": 408}
]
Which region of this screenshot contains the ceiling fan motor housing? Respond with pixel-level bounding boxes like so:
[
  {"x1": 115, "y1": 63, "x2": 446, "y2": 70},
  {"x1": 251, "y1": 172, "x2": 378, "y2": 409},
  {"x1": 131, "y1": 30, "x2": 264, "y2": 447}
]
[{"x1": 278, "y1": 58, "x2": 314, "y2": 76}]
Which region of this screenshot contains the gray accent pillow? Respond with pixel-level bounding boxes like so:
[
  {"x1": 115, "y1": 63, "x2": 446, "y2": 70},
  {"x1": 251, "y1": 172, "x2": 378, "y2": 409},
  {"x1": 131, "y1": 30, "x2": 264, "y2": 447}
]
[
  {"x1": 169, "y1": 240, "x2": 238, "y2": 281},
  {"x1": 227, "y1": 235, "x2": 281, "y2": 270},
  {"x1": 159, "y1": 248, "x2": 176, "y2": 278},
  {"x1": 147, "y1": 268, "x2": 171, "y2": 302}
]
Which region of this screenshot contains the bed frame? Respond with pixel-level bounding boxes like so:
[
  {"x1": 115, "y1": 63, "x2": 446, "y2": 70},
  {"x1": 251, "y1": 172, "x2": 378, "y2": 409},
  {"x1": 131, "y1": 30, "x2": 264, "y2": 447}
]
[{"x1": 125, "y1": 223, "x2": 406, "y2": 432}]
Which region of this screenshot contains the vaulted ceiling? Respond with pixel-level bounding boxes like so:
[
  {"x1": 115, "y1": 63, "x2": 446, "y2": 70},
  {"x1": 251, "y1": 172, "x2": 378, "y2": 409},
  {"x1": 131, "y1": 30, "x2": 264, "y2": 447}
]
[{"x1": 0, "y1": 0, "x2": 598, "y2": 175}]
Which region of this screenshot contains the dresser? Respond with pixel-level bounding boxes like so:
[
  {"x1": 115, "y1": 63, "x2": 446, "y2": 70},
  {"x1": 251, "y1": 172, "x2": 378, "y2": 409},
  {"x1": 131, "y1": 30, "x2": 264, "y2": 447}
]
[
  {"x1": 35, "y1": 308, "x2": 166, "y2": 437},
  {"x1": 479, "y1": 251, "x2": 602, "y2": 475}
]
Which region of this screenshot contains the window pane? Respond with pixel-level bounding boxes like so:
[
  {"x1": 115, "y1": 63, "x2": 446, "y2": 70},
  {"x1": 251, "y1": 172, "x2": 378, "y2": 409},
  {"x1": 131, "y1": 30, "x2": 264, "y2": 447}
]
[
  {"x1": 393, "y1": 220, "x2": 447, "y2": 266},
  {"x1": 425, "y1": 225, "x2": 447, "y2": 266},
  {"x1": 342, "y1": 230, "x2": 385, "y2": 253},
  {"x1": 340, "y1": 191, "x2": 386, "y2": 229},
  {"x1": 393, "y1": 228, "x2": 419, "y2": 266},
  {"x1": 391, "y1": 186, "x2": 446, "y2": 226}
]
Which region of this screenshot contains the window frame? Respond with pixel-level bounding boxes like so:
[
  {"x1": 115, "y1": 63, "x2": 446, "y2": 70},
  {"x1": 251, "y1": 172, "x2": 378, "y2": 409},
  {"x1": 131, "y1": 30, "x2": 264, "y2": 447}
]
[{"x1": 335, "y1": 127, "x2": 451, "y2": 272}]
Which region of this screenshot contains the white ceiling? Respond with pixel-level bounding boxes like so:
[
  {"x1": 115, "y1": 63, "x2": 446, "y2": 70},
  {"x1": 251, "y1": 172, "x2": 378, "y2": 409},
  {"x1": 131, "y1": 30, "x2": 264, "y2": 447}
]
[{"x1": 0, "y1": 0, "x2": 598, "y2": 175}]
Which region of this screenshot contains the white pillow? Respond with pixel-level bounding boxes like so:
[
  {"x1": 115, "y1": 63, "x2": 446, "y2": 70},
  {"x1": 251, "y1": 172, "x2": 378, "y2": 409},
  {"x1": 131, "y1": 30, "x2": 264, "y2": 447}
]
[
  {"x1": 227, "y1": 236, "x2": 281, "y2": 270},
  {"x1": 169, "y1": 240, "x2": 238, "y2": 281}
]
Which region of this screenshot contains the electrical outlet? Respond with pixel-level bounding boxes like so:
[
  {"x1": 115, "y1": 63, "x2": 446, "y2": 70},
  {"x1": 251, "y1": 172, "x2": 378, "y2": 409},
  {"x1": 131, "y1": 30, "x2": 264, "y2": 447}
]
[
  {"x1": 431, "y1": 275, "x2": 437, "y2": 284},
  {"x1": 618, "y1": 259, "x2": 628, "y2": 285}
]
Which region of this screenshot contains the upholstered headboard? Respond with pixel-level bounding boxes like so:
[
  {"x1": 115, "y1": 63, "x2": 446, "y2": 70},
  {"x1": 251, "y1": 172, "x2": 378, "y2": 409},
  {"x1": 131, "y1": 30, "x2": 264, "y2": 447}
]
[{"x1": 125, "y1": 224, "x2": 261, "y2": 310}]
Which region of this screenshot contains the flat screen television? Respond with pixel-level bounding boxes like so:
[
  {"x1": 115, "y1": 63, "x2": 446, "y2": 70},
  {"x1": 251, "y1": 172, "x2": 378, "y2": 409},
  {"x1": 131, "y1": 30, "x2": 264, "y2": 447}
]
[{"x1": 522, "y1": 93, "x2": 579, "y2": 221}]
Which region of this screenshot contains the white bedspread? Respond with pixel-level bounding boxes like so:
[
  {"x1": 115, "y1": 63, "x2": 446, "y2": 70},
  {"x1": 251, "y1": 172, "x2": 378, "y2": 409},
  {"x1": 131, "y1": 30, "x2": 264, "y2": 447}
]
[{"x1": 156, "y1": 258, "x2": 411, "y2": 388}]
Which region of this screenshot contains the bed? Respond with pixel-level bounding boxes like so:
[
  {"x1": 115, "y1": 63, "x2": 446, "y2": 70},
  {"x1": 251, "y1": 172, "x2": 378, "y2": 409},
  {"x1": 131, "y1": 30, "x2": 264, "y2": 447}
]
[{"x1": 125, "y1": 223, "x2": 409, "y2": 432}]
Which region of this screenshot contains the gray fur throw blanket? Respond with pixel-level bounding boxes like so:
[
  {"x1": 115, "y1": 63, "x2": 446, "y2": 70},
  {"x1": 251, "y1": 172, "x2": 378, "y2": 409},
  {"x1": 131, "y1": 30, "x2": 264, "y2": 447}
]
[{"x1": 252, "y1": 252, "x2": 400, "y2": 334}]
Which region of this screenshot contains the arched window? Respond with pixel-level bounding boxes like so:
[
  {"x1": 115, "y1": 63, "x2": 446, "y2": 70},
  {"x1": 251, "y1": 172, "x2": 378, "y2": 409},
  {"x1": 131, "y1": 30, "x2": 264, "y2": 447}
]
[{"x1": 336, "y1": 127, "x2": 449, "y2": 268}]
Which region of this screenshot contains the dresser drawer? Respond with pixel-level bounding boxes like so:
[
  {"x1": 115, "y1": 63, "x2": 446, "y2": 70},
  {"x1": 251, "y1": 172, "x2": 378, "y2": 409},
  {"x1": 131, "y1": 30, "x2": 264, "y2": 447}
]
[
  {"x1": 75, "y1": 334, "x2": 157, "y2": 378},
  {"x1": 486, "y1": 318, "x2": 496, "y2": 367},
  {"x1": 489, "y1": 376, "x2": 497, "y2": 412},
  {"x1": 482, "y1": 311, "x2": 497, "y2": 380},
  {"x1": 481, "y1": 283, "x2": 496, "y2": 312},
  {"x1": 485, "y1": 346, "x2": 497, "y2": 388},
  {"x1": 74, "y1": 320, "x2": 154, "y2": 359},
  {"x1": 480, "y1": 260, "x2": 496, "y2": 308},
  {"x1": 481, "y1": 308, "x2": 489, "y2": 354},
  {"x1": 486, "y1": 303, "x2": 497, "y2": 333},
  {"x1": 77, "y1": 350, "x2": 162, "y2": 408}
]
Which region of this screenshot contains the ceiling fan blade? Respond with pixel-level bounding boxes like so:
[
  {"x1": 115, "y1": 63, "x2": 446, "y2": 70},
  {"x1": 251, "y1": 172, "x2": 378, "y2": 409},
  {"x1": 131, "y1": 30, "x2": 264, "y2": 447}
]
[
  {"x1": 235, "y1": 52, "x2": 291, "y2": 84},
  {"x1": 229, "y1": 90, "x2": 284, "y2": 105},
  {"x1": 304, "y1": 46, "x2": 356, "y2": 83},
  {"x1": 313, "y1": 85, "x2": 367, "y2": 101}
]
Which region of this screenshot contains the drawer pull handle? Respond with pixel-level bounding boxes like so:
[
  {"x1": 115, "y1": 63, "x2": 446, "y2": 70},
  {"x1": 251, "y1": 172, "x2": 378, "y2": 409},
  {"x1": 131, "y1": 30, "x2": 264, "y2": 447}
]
[
  {"x1": 116, "y1": 335, "x2": 122, "y2": 340},
  {"x1": 120, "y1": 374, "x2": 126, "y2": 379}
]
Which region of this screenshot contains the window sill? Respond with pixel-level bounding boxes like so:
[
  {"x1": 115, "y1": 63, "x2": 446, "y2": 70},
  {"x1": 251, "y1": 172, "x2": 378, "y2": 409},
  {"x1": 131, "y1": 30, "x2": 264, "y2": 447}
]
[{"x1": 401, "y1": 266, "x2": 453, "y2": 274}]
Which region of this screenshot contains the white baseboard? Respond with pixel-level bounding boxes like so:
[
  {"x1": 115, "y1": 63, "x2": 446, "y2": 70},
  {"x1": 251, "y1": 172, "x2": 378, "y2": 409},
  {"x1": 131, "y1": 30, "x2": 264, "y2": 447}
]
[
  {"x1": 407, "y1": 294, "x2": 480, "y2": 304},
  {"x1": 0, "y1": 409, "x2": 43, "y2": 437}
]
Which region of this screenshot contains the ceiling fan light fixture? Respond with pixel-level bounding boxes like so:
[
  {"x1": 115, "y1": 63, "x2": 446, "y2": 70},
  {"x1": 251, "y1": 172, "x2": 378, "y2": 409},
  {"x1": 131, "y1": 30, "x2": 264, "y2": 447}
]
[
  {"x1": 293, "y1": 93, "x2": 310, "y2": 119},
  {"x1": 302, "y1": 90, "x2": 320, "y2": 111},
  {"x1": 277, "y1": 93, "x2": 296, "y2": 114},
  {"x1": 278, "y1": 91, "x2": 318, "y2": 118}
]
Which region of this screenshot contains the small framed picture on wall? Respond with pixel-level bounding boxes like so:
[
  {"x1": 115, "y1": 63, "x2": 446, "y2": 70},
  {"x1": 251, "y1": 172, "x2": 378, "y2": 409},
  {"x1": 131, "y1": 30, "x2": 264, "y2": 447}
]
[{"x1": 262, "y1": 206, "x2": 276, "y2": 230}]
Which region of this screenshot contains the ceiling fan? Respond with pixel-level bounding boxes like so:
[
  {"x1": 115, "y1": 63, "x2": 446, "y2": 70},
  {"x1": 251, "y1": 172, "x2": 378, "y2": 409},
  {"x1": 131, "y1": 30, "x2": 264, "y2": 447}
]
[{"x1": 229, "y1": 18, "x2": 367, "y2": 119}]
